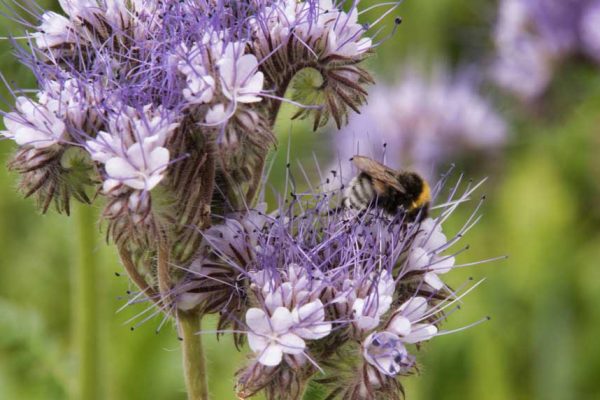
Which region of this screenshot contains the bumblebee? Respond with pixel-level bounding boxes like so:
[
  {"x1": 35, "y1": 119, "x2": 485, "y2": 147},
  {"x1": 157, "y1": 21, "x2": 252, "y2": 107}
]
[{"x1": 342, "y1": 156, "x2": 431, "y2": 221}]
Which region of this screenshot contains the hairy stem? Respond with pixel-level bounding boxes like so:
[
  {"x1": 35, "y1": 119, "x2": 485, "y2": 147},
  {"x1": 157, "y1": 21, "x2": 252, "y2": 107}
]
[
  {"x1": 179, "y1": 312, "x2": 209, "y2": 400},
  {"x1": 157, "y1": 232, "x2": 172, "y2": 305},
  {"x1": 117, "y1": 245, "x2": 159, "y2": 305},
  {"x1": 245, "y1": 154, "x2": 266, "y2": 206},
  {"x1": 74, "y1": 205, "x2": 101, "y2": 400}
]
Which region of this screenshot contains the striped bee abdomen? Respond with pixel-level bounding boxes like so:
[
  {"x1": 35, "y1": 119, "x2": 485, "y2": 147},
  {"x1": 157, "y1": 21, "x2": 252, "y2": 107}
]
[{"x1": 343, "y1": 173, "x2": 376, "y2": 211}]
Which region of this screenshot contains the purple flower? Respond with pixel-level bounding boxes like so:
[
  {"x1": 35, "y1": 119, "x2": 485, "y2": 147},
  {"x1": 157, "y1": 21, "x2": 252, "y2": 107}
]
[
  {"x1": 404, "y1": 218, "x2": 456, "y2": 290},
  {"x1": 176, "y1": 43, "x2": 216, "y2": 105},
  {"x1": 363, "y1": 331, "x2": 414, "y2": 377},
  {"x1": 492, "y1": 0, "x2": 600, "y2": 100},
  {"x1": 218, "y1": 45, "x2": 265, "y2": 104},
  {"x1": 246, "y1": 298, "x2": 331, "y2": 366},
  {"x1": 2, "y1": 94, "x2": 67, "y2": 149},
  {"x1": 86, "y1": 104, "x2": 179, "y2": 193},
  {"x1": 342, "y1": 269, "x2": 395, "y2": 331},
  {"x1": 387, "y1": 297, "x2": 438, "y2": 343},
  {"x1": 581, "y1": 1, "x2": 600, "y2": 63},
  {"x1": 331, "y1": 65, "x2": 506, "y2": 177}
]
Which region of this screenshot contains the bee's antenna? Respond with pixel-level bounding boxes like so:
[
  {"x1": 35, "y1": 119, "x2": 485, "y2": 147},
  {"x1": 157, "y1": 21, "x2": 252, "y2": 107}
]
[{"x1": 382, "y1": 142, "x2": 388, "y2": 165}]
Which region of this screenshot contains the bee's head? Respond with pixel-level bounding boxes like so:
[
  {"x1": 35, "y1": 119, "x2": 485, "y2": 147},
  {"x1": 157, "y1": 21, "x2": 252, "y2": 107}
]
[{"x1": 399, "y1": 172, "x2": 431, "y2": 210}]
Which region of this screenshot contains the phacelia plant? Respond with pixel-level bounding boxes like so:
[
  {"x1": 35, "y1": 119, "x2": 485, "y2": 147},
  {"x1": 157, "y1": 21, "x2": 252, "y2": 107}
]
[{"x1": 1, "y1": 1, "x2": 499, "y2": 399}]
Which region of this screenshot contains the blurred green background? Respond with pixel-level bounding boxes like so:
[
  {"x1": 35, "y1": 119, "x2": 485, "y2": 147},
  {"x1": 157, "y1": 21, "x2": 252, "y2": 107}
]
[{"x1": 2, "y1": 1, "x2": 600, "y2": 399}]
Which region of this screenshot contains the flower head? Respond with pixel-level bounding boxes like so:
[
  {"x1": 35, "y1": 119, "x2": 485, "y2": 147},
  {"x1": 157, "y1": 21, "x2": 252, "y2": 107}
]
[
  {"x1": 2, "y1": 95, "x2": 66, "y2": 149},
  {"x1": 492, "y1": 0, "x2": 600, "y2": 100},
  {"x1": 86, "y1": 104, "x2": 179, "y2": 193},
  {"x1": 172, "y1": 158, "x2": 497, "y2": 398},
  {"x1": 581, "y1": 1, "x2": 600, "y2": 64},
  {"x1": 332, "y1": 64, "x2": 506, "y2": 178}
]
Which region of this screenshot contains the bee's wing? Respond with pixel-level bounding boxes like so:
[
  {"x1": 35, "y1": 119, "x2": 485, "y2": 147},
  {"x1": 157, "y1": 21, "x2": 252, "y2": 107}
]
[{"x1": 351, "y1": 156, "x2": 406, "y2": 193}]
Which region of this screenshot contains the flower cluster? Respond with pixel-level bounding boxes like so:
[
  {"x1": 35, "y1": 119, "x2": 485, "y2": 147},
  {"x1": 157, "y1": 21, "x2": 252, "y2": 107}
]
[
  {"x1": 1, "y1": 0, "x2": 382, "y2": 297},
  {"x1": 250, "y1": 0, "x2": 396, "y2": 129},
  {"x1": 492, "y1": 0, "x2": 600, "y2": 100},
  {"x1": 0, "y1": 2, "x2": 501, "y2": 399},
  {"x1": 179, "y1": 166, "x2": 490, "y2": 399},
  {"x1": 331, "y1": 65, "x2": 506, "y2": 178}
]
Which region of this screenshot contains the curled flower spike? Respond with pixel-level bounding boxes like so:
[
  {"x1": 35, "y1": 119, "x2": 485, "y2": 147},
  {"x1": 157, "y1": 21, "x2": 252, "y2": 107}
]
[{"x1": 251, "y1": 0, "x2": 395, "y2": 128}]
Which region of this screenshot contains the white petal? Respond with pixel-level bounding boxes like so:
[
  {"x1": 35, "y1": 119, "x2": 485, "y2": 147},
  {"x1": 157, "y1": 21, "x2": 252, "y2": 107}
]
[
  {"x1": 388, "y1": 315, "x2": 411, "y2": 336},
  {"x1": 144, "y1": 174, "x2": 164, "y2": 191},
  {"x1": 280, "y1": 282, "x2": 294, "y2": 308},
  {"x1": 258, "y1": 343, "x2": 283, "y2": 366},
  {"x1": 106, "y1": 156, "x2": 137, "y2": 181},
  {"x1": 431, "y1": 255, "x2": 455, "y2": 275},
  {"x1": 352, "y1": 298, "x2": 365, "y2": 316},
  {"x1": 245, "y1": 308, "x2": 271, "y2": 335},
  {"x1": 278, "y1": 333, "x2": 305, "y2": 355},
  {"x1": 271, "y1": 307, "x2": 294, "y2": 334},
  {"x1": 217, "y1": 58, "x2": 235, "y2": 95},
  {"x1": 14, "y1": 126, "x2": 54, "y2": 148},
  {"x1": 398, "y1": 297, "x2": 429, "y2": 322},
  {"x1": 205, "y1": 104, "x2": 228, "y2": 125},
  {"x1": 376, "y1": 295, "x2": 393, "y2": 317},
  {"x1": 237, "y1": 72, "x2": 264, "y2": 103},
  {"x1": 403, "y1": 324, "x2": 438, "y2": 344},
  {"x1": 264, "y1": 291, "x2": 284, "y2": 313},
  {"x1": 424, "y1": 272, "x2": 445, "y2": 291},
  {"x1": 305, "y1": 322, "x2": 332, "y2": 340},
  {"x1": 294, "y1": 300, "x2": 325, "y2": 324},
  {"x1": 247, "y1": 332, "x2": 269, "y2": 353},
  {"x1": 356, "y1": 315, "x2": 379, "y2": 331},
  {"x1": 407, "y1": 247, "x2": 430, "y2": 272},
  {"x1": 102, "y1": 178, "x2": 120, "y2": 193},
  {"x1": 148, "y1": 146, "x2": 169, "y2": 171},
  {"x1": 424, "y1": 229, "x2": 447, "y2": 251},
  {"x1": 236, "y1": 54, "x2": 259, "y2": 84}
]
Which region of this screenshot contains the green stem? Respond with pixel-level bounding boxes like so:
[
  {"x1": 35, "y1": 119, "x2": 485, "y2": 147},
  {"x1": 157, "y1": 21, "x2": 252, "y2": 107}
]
[
  {"x1": 180, "y1": 312, "x2": 209, "y2": 400},
  {"x1": 74, "y1": 204, "x2": 101, "y2": 400}
]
